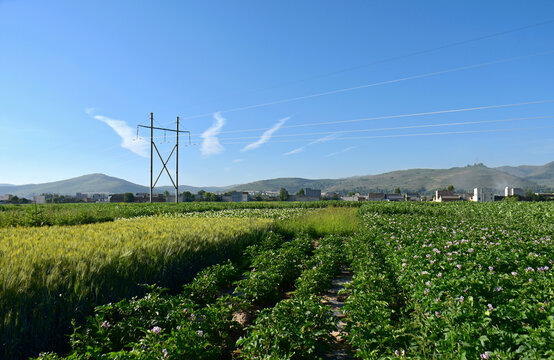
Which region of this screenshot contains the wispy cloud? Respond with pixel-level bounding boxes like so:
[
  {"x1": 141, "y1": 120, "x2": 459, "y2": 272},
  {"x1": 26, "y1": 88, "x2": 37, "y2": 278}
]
[
  {"x1": 95, "y1": 115, "x2": 148, "y2": 157},
  {"x1": 326, "y1": 146, "x2": 356, "y2": 157},
  {"x1": 201, "y1": 112, "x2": 226, "y2": 156},
  {"x1": 283, "y1": 147, "x2": 305, "y2": 156},
  {"x1": 241, "y1": 116, "x2": 290, "y2": 152},
  {"x1": 283, "y1": 134, "x2": 337, "y2": 156},
  {"x1": 311, "y1": 134, "x2": 336, "y2": 144},
  {"x1": 85, "y1": 107, "x2": 98, "y2": 115},
  {"x1": 232, "y1": 159, "x2": 244, "y2": 163}
]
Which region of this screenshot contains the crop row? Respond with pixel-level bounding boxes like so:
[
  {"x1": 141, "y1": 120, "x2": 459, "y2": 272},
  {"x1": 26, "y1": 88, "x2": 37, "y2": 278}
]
[
  {"x1": 33, "y1": 230, "x2": 349, "y2": 359},
  {"x1": 238, "y1": 234, "x2": 347, "y2": 359},
  {"x1": 0, "y1": 215, "x2": 272, "y2": 359},
  {"x1": 341, "y1": 202, "x2": 554, "y2": 358},
  {"x1": 0, "y1": 201, "x2": 361, "y2": 228}
]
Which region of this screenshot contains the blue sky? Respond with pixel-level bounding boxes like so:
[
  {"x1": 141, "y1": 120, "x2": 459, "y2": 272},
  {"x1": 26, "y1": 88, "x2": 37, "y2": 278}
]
[{"x1": 1, "y1": 0, "x2": 553, "y2": 187}]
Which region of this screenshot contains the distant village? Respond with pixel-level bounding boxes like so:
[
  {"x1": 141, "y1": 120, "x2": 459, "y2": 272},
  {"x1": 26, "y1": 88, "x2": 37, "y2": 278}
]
[{"x1": 1, "y1": 186, "x2": 553, "y2": 204}]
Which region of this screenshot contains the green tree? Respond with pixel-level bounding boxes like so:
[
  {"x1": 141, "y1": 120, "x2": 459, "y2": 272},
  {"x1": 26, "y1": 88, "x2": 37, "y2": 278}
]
[
  {"x1": 279, "y1": 188, "x2": 289, "y2": 201},
  {"x1": 195, "y1": 190, "x2": 206, "y2": 202},
  {"x1": 163, "y1": 190, "x2": 170, "y2": 198},
  {"x1": 205, "y1": 192, "x2": 218, "y2": 202},
  {"x1": 347, "y1": 191, "x2": 355, "y2": 196},
  {"x1": 394, "y1": 187, "x2": 401, "y2": 194},
  {"x1": 123, "y1": 192, "x2": 135, "y2": 203},
  {"x1": 182, "y1": 191, "x2": 194, "y2": 202},
  {"x1": 296, "y1": 188, "x2": 305, "y2": 196},
  {"x1": 447, "y1": 185, "x2": 455, "y2": 191}
]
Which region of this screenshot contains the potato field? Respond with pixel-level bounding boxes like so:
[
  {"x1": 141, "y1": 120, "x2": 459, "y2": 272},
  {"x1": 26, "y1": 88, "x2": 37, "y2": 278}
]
[{"x1": 0, "y1": 202, "x2": 552, "y2": 359}]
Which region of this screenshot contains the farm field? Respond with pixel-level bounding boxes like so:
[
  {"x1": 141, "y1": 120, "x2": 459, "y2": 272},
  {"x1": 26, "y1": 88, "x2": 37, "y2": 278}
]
[
  {"x1": 0, "y1": 201, "x2": 359, "y2": 228},
  {"x1": 0, "y1": 202, "x2": 552, "y2": 359}
]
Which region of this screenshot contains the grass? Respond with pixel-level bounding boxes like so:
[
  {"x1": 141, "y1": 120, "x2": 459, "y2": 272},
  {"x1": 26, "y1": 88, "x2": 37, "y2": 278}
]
[{"x1": 275, "y1": 206, "x2": 360, "y2": 237}]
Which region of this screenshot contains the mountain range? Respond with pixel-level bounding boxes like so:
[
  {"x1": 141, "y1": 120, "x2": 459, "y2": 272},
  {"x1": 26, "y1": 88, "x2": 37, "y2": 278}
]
[{"x1": 1, "y1": 162, "x2": 552, "y2": 198}]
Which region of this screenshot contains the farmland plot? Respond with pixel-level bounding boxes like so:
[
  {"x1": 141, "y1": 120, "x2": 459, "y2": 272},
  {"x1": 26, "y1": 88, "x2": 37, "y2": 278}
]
[
  {"x1": 0, "y1": 213, "x2": 273, "y2": 358},
  {"x1": 3, "y1": 203, "x2": 553, "y2": 359},
  {"x1": 344, "y1": 202, "x2": 554, "y2": 359}
]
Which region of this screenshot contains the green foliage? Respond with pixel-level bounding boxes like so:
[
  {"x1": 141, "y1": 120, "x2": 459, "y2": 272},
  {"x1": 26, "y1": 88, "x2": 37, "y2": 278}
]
[
  {"x1": 123, "y1": 192, "x2": 135, "y2": 202},
  {"x1": 182, "y1": 260, "x2": 238, "y2": 305},
  {"x1": 279, "y1": 188, "x2": 289, "y2": 201},
  {"x1": 345, "y1": 201, "x2": 554, "y2": 358},
  {"x1": 294, "y1": 235, "x2": 345, "y2": 299},
  {"x1": 234, "y1": 235, "x2": 313, "y2": 305},
  {"x1": 181, "y1": 190, "x2": 194, "y2": 202},
  {"x1": 15, "y1": 202, "x2": 554, "y2": 360},
  {"x1": 276, "y1": 206, "x2": 360, "y2": 237},
  {"x1": 237, "y1": 297, "x2": 337, "y2": 359},
  {"x1": 0, "y1": 201, "x2": 361, "y2": 228},
  {"x1": 62, "y1": 293, "x2": 238, "y2": 359},
  {"x1": 0, "y1": 215, "x2": 271, "y2": 359}
]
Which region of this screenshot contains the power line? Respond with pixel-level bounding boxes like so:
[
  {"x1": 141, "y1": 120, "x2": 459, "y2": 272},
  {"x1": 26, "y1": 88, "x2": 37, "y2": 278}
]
[
  {"x1": 220, "y1": 125, "x2": 554, "y2": 145},
  {"x1": 162, "y1": 18, "x2": 554, "y2": 124},
  {"x1": 188, "y1": 98, "x2": 554, "y2": 136},
  {"x1": 234, "y1": 19, "x2": 554, "y2": 95},
  {"x1": 211, "y1": 115, "x2": 554, "y2": 141},
  {"x1": 176, "y1": 50, "x2": 554, "y2": 121}
]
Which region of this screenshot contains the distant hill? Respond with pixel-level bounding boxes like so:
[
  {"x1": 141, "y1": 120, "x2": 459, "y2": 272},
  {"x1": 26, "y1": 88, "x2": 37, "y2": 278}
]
[
  {"x1": 0, "y1": 174, "x2": 230, "y2": 198},
  {"x1": 495, "y1": 161, "x2": 554, "y2": 188},
  {"x1": 230, "y1": 177, "x2": 339, "y2": 193},
  {"x1": 1, "y1": 162, "x2": 552, "y2": 198},
  {"x1": 0, "y1": 174, "x2": 148, "y2": 198},
  {"x1": 231, "y1": 164, "x2": 542, "y2": 194}
]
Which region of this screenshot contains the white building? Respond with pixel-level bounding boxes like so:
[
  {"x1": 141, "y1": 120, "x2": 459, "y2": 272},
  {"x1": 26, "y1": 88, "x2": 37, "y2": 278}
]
[
  {"x1": 505, "y1": 187, "x2": 525, "y2": 197},
  {"x1": 341, "y1": 193, "x2": 366, "y2": 201},
  {"x1": 472, "y1": 188, "x2": 494, "y2": 202}
]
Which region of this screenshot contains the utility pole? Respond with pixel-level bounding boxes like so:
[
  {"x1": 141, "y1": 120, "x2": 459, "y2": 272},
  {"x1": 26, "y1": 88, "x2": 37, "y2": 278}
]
[
  {"x1": 138, "y1": 113, "x2": 190, "y2": 203},
  {"x1": 150, "y1": 112, "x2": 153, "y2": 204},
  {"x1": 176, "y1": 116, "x2": 179, "y2": 203}
]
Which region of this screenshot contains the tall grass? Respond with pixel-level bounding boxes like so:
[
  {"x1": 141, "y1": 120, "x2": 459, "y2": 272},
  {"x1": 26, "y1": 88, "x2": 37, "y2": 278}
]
[
  {"x1": 0, "y1": 215, "x2": 272, "y2": 359},
  {"x1": 275, "y1": 206, "x2": 360, "y2": 237}
]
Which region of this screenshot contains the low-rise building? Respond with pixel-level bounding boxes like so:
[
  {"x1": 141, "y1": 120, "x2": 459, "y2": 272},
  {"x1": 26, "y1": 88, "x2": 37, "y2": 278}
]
[
  {"x1": 367, "y1": 193, "x2": 386, "y2": 201},
  {"x1": 472, "y1": 188, "x2": 495, "y2": 202},
  {"x1": 385, "y1": 193, "x2": 404, "y2": 202},
  {"x1": 231, "y1": 191, "x2": 249, "y2": 202},
  {"x1": 434, "y1": 190, "x2": 462, "y2": 202},
  {"x1": 505, "y1": 187, "x2": 525, "y2": 197},
  {"x1": 305, "y1": 188, "x2": 321, "y2": 199},
  {"x1": 288, "y1": 194, "x2": 320, "y2": 202},
  {"x1": 341, "y1": 193, "x2": 366, "y2": 201},
  {"x1": 322, "y1": 192, "x2": 341, "y2": 200},
  {"x1": 405, "y1": 193, "x2": 421, "y2": 201}
]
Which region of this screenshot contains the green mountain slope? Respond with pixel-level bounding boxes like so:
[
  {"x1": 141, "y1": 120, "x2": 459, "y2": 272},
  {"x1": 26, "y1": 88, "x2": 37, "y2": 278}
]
[
  {"x1": 1, "y1": 162, "x2": 551, "y2": 198},
  {"x1": 0, "y1": 174, "x2": 230, "y2": 198},
  {"x1": 0, "y1": 174, "x2": 148, "y2": 198},
  {"x1": 496, "y1": 161, "x2": 554, "y2": 188},
  {"x1": 232, "y1": 164, "x2": 542, "y2": 194}
]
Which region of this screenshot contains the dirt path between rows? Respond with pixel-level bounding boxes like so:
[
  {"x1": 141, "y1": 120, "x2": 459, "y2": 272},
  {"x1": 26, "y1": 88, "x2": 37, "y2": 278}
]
[{"x1": 322, "y1": 269, "x2": 354, "y2": 359}]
